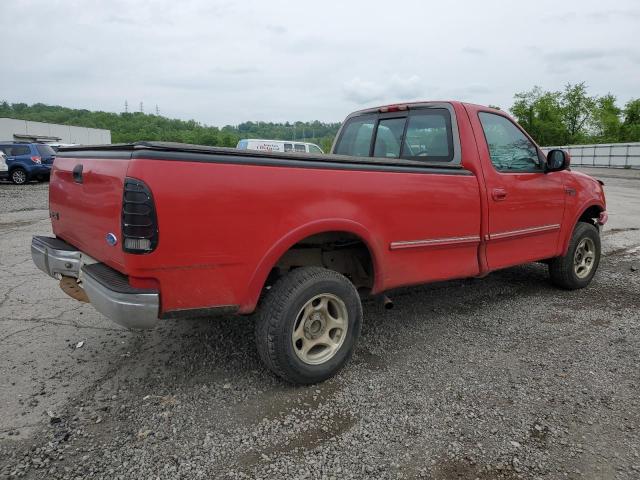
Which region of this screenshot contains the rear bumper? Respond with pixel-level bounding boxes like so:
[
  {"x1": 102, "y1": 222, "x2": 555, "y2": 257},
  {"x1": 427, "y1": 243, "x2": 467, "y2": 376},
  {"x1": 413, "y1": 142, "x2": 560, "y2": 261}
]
[{"x1": 31, "y1": 236, "x2": 159, "y2": 329}]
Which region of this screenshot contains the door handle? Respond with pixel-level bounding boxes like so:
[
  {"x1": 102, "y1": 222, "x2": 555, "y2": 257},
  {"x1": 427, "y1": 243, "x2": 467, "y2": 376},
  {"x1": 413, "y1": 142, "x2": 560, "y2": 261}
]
[
  {"x1": 72, "y1": 164, "x2": 83, "y2": 183},
  {"x1": 492, "y1": 188, "x2": 507, "y2": 201}
]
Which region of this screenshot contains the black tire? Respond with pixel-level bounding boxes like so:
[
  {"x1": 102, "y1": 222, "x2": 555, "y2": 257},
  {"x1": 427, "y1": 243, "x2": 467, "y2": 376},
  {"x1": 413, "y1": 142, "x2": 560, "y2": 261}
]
[
  {"x1": 549, "y1": 222, "x2": 601, "y2": 290},
  {"x1": 10, "y1": 168, "x2": 28, "y2": 185},
  {"x1": 254, "y1": 267, "x2": 362, "y2": 385}
]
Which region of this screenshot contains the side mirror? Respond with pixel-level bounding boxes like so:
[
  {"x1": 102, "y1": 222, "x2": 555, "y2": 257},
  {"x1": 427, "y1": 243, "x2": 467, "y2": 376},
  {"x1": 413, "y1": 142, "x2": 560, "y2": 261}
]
[{"x1": 546, "y1": 149, "x2": 570, "y2": 172}]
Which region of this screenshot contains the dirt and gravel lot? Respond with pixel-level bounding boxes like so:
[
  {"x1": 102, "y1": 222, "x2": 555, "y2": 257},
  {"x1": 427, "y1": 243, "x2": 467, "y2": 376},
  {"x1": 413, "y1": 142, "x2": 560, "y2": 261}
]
[{"x1": 0, "y1": 168, "x2": 639, "y2": 480}]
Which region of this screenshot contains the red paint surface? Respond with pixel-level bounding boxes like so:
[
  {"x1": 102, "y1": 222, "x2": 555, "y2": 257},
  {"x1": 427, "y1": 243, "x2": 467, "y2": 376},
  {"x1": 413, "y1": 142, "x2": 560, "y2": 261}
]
[{"x1": 49, "y1": 102, "x2": 606, "y2": 316}]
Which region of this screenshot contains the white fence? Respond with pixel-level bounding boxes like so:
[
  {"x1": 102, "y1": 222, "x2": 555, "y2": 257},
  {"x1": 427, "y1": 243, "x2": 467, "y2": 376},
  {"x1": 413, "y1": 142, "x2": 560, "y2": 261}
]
[{"x1": 541, "y1": 142, "x2": 640, "y2": 169}]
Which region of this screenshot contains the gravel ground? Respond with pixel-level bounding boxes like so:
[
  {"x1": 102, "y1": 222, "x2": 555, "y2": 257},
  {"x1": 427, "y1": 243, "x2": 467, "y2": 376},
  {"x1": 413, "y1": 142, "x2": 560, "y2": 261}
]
[{"x1": 1, "y1": 170, "x2": 639, "y2": 479}]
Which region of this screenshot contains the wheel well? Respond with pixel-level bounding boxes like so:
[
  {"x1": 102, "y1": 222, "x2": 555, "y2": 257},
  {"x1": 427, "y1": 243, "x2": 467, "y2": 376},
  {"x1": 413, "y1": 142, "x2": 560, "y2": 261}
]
[
  {"x1": 578, "y1": 205, "x2": 602, "y2": 227},
  {"x1": 267, "y1": 232, "x2": 374, "y2": 293}
]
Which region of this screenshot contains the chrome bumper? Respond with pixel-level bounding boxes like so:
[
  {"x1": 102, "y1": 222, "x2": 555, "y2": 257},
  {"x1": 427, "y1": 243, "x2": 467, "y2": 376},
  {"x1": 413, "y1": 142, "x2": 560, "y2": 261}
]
[
  {"x1": 31, "y1": 236, "x2": 159, "y2": 329},
  {"x1": 31, "y1": 235, "x2": 82, "y2": 279}
]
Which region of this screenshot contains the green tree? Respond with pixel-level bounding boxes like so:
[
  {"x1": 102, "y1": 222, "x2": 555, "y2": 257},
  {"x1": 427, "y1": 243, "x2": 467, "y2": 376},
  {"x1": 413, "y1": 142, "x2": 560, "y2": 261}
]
[
  {"x1": 561, "y1": 82, "x2": 596, "y2": 143},
  {"x1": 511, "y1": 83, "x2": 607, "y2": 146},
  {"x1": 621, "y1": 99, "x2": 640, "y2": 142},
  {"x1": 592, "y1": 94, "x2": 621, "y2": 142},
  {"x1": 511, "y1": 86, "x2": 566, "y2": 145}
]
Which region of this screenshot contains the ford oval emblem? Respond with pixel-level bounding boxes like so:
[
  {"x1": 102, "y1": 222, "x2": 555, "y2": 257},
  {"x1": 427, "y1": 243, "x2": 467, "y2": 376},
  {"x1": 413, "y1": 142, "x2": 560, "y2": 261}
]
[{"x1": 105, "y1": 233, "x2": 118, "y2": 246}]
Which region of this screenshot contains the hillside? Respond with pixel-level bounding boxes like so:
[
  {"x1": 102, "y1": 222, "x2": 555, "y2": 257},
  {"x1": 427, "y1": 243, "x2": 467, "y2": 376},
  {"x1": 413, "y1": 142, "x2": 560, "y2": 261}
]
[{"x1": 0, "y1": 102, "x2": 341, "y2": 152}]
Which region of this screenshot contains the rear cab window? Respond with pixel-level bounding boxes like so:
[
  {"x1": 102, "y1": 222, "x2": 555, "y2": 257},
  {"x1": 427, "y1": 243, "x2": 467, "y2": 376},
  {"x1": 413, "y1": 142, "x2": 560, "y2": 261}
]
[
  {"x1": 374, "y1": 118, "x2": 405, "y2": 158},
  {"x1": 334, "y1": 107, "x2": 455, "y2": 163},
  {"x1": 334, "y1": 116, "x2": 375, "y2": 157}
]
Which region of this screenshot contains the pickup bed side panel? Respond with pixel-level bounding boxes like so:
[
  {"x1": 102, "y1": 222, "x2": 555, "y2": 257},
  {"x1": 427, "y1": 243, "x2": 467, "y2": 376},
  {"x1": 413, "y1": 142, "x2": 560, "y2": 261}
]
[{"x1": 124, "y1": 159, "x2": 482, "y2": 314}]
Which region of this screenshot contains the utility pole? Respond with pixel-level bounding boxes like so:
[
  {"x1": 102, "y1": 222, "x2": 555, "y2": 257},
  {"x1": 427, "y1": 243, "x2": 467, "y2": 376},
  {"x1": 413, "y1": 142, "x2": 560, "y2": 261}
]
[
  {"x1": 124, "y1": 100, "x2": 128, "y2": 113},
  {"x1": 139, "y1": 101, "x2": 144, "y2": 113},
  {"x1": 155, "y1": 104, "x2": 160, "y2": 116}
]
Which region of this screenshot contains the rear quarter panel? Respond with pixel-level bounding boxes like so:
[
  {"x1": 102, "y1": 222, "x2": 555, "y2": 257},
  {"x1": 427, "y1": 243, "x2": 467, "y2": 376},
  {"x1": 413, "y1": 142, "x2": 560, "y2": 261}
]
[{"x1": 125, "y1": 159, "x2": 482, "y2": 314}]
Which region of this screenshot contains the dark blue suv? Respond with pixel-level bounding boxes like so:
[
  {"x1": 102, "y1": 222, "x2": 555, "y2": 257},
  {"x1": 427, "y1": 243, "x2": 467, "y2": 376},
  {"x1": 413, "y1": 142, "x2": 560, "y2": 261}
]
[{"x1": 0, "y1": 142, "x2": 55, "y2": 184}]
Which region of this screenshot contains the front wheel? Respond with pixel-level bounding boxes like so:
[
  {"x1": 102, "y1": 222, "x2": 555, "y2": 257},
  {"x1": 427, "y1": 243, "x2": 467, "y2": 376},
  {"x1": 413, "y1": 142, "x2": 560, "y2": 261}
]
[
  {"x1": 549, "y1": 222, "x2": 601, "y2": 289},
  {"x1": 254, "y1": 267, "x2": 362, "y2": 385}
]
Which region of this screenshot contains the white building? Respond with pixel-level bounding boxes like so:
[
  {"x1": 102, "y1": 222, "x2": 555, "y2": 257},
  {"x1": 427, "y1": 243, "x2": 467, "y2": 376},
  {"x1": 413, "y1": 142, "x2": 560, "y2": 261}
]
[{"x1": 0, "y1": 118, "x2": 111, "y2": 145}]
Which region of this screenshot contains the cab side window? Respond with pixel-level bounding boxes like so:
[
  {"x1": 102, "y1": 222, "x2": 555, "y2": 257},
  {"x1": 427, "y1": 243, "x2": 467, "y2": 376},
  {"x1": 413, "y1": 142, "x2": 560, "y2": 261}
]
[{"x1": 478, "y1": 112, "x2": 542, "y2": 172}]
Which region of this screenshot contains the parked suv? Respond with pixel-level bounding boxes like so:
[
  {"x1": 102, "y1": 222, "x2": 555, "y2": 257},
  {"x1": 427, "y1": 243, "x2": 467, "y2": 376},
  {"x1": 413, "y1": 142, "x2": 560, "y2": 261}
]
[{"x1": 0, "y1": 142, "x2": 56, "y2": 184}]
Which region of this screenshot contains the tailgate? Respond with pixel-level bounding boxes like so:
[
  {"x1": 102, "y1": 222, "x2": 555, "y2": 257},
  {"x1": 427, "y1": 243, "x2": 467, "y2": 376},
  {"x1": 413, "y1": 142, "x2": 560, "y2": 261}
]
[{"x1": 49, "y1": 155, "x2": 130, "y2": 271}]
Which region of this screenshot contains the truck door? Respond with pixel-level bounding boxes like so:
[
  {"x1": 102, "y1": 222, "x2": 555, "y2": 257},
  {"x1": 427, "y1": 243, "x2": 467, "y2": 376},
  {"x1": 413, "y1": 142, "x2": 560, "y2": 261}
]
[{"x1": 472, "y1": 110, "x2": 566, "y2": 270}]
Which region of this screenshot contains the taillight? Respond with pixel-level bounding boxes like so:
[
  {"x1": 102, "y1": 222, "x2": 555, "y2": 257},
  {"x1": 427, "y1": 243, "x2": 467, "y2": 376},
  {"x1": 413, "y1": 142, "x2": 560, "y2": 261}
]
[
  {"x1": 31, "y1": 156, "x2": 42, "y2": 164},
  {"x1": 121, "y1": 178, "x2": 158, "y2": 253}
]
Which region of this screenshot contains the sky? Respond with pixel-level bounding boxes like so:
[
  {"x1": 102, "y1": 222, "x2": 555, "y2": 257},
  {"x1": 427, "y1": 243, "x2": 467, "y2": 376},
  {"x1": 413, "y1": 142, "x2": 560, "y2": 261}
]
[{"x1": 1, "y1": 0, "x2": 639, "y2": 126}]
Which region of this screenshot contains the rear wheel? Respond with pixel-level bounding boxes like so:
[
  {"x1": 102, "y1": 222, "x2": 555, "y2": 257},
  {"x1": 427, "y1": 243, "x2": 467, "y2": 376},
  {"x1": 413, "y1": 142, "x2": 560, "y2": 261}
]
[
  {"x1": 549, "y1": 222, "x2": 601, "y2": 289},
  {"x1": 11, "y1": 168, "x2": 28, "y2": 185},
  {"x1": 254, "y1": 267, "x2": 362, "y2": 385}
]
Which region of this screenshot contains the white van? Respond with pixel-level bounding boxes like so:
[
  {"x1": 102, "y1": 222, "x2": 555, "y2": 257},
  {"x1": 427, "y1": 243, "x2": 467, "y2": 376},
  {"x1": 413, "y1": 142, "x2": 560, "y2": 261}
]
[{"x1": 236, "y1": 139, "x2": 324, "y2": 154}]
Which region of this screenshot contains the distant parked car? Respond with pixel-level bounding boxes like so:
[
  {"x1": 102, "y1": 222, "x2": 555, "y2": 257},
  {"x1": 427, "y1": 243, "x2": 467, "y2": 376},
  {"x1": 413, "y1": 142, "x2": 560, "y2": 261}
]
[
  {"x1": 0, "y1": 151, "x2": 8, "y2": 180},
  {"x1": 237, "y1": 139, "x2": 324, "y2": 154},
  {"x1": 0, "y1": 142, "x2": 56, "y2": 184}
]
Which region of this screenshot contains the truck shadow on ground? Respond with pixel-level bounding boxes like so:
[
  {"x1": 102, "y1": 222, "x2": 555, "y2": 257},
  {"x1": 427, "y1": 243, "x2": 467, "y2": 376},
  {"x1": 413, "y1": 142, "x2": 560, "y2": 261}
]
[{"x1": 117, "y1": 259, "x2": 601, "y2": 390}]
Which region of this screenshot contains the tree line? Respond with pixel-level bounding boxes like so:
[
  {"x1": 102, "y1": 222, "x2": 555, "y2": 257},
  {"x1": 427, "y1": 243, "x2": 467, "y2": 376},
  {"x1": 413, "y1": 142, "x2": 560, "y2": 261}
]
[
  {"x1": 509, "y1": 83, "x2": 639, "y2": 146},
  {"x1": 0, "y1": 102, "x2": 341, "y2": 152},
  {"x1": 1, "y1": 83, "x2": 638, "y2": 150}
]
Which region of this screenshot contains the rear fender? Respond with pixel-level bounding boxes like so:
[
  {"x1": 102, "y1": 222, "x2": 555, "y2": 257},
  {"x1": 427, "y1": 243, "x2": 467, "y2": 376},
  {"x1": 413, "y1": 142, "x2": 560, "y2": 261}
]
[{"x1": 240, "y1": 219, "x2": 382, "y2": 313}]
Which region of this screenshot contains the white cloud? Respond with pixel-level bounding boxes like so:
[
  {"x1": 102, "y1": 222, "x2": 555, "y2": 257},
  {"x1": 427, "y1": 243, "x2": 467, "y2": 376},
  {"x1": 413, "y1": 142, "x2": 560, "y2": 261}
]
[
  {"x1": 0, "y1": 0, "x2": 638, "y2": 124},
  {"x1": 388, "y1": 75, "x2": 423, "y2": 100},
  {"x1": 342, "y1": 78, "x2": 386, "y2": 104},
  {"x1": 342, "y1": 75, "x2": 423, "y2": 105}
]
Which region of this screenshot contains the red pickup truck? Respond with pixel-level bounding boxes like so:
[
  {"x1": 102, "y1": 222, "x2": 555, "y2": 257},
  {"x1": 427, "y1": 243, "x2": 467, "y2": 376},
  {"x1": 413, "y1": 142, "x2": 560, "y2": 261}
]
[{"x1": 32, "y1": 101, "x2": 607, "y2": 384}]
